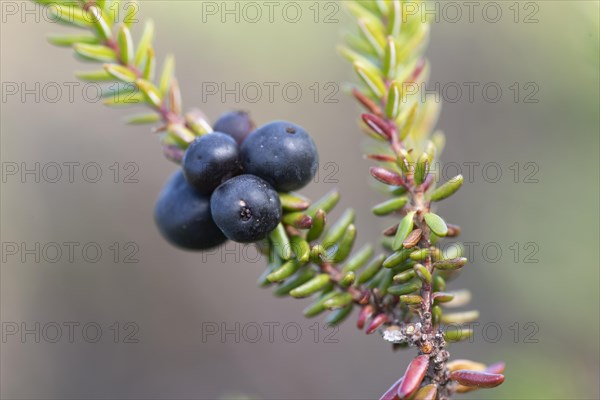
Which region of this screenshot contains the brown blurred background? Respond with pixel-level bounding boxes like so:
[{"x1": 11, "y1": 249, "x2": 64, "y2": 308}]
[{"x1": 1, "y1": 1, "x2": 598, "y2": 399}]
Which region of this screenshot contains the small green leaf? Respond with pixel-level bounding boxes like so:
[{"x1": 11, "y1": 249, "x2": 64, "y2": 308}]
[
  {"x1": 290, "y1": 274, "x2": 331, "y2": 298},
  {"x1": 273, "y1": 268, "x2": 315, "y2": 297},
  {"x1": 75, "y1": 69, "x2": 114, "y2": 81},
  {"x1": 372, "y1": 196, "x2": 408, "y2": 216},
  {"x1": 388, "y1": 281, "x2": 421, "y2": 296},
  {"x1": 135, "y1": 79, "x2": 162, "y2": 108},
  {"x1": 50, "y1": 5, "x2": 93, "y2": 29},
  {"x1": 143, "y1": 48, "x2": 156, "y2": 81},
  {"x1": 409, "y1": 248, "x2": 430, "y2": 261},
  {"x1": 341, "y1": 244, "x2": 374, "y2": 273},
  {"x1": 73, "y1": 43, "x2": 116, "y2": 63},
  {"x1": 279, "y1": 192, "x2": 310, "y2": 212},
  {"x1": 48, "y1": 34, "x2": 99, "y2": 47},
  {"x1": 125, "y1": 113, "x2": 161, "y2": 125},
  {"x1": 308, "y1": 190, "x2": 341, "y2": 216},
  {"x1": 442, "y1": 290, "x2": 472, "y2": 308},
  {"x1": 257, "y1": 253, "x2": 281, "y2": 287},
  {"x1": 441, "y1": 311, "x2": 480, "y2": 324},
  {"x1": 306, "y1": 209, "x2": 326, "y2": 242},
  {"x1": 415, "y1": 152, "x2": 429, "y2": 185},
  {"x1": 432, "y1": 305, "x2": 442, "y2": 325},
  {"x1": 89, "y1": 5, "x2": 112, "y2": 41},
  {"x1": 357, "y1": 18, "x2": 386, "y2": 56},
  {"x1": 383, "y1": 36, "x2": 397, "y2": 79},
  {"x1": 332, "y1": 224, "x2": 357, "y2": 263},
  {"x1": 322, "y1": 209, "x2": 355, "y2": 248},
  {"x1": 325, "y1": 304, "x2": 353, "y2": 326},
  {"x1": 266, "y1": 259, "x2": 300, "y2": 283},
  {"x1": 433, "y1": 275, "x2": 446, "y2": 292},
  {"x1": 281, "y1": 212, "x2": 312, "y2": 230},
  {"x1": 159, "y1": 55, "x2": 175, "y2": 96},
  {"x1": 433, "y1": 257, "x2": 467, "y2": 271},
  {"x1": 323, "y1": 292, "x2": 353, "y2": 310},
  {"x1": 185, "y1": 109, "x2": 212, "y2": 136},
  {"x1": 303, "y1": 291, "x2": 339, "y2": 317},
  {"x1": 269, "y1": 223, "x2": 293, "y2": 261},
  {"x1": 392, "y1": 269, "x2": 416, "y2": 283},
  {"x1": 135, "y1": 20, "x2": 155, "y2": 66},
  {"x1": 377, "y1": 268, "x2": 394, "y2": 295},
  {"x1": 357, "y1": 254, "x2": 385, "y2": 283},
  {"x1": 430, "y1": 175, "x2": 464, "y2": 202},
  {"x1": 104, "y1": 64, "x2": 137, "y2": 83},
  {"x1": 385, "y1": 81, "x2": 402, "y2": 120},
  {"x1": 392, "y1": 211, "x2": 415, "y2": 250},
  {"x1": 400, "y1": 295, "x2": 422, "y2": 305},
  {"x1": 398, "y1": 103, "x2": 417, "y2": 140},
  {"x1": 118, "y1": 25, "x2": 134, "y2": 65},
  {"x1": 396, "y1": 23, "x2": 430, "y2": 63},
  {"x1": 432, "y1": 292, "x2": 455, "y2": 304},
  {"x1": 383, "y1": 248, "x2": 412, "y2": 268},
  {"x1": 339, "y1": 271, "x2": 356, "y2": 287},
  {"x1": 289, "y1": 235, "x2": 310, "y2": 263},
  {"x1": 388, "y1": 0, "x2": 402, "y2": 37},
  {"x1": 103, "y1": 91, "x2": 144, "y2": 106},
  {"x1": 445, "y1": 327, "x2": 473, "y2": 342},
  {"x1": 414, "y1": 264, "x2": 432, "y2": 284},
  {"x1": 354, "y1": 62, "x2": 386, "y2": 98},
  {"x1": 424, "y1": 213, "x2": 448, "y2": 237}
]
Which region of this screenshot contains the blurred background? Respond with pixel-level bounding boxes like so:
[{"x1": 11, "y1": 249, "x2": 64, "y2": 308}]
[{"x1": 1, "y1": 1, "x2": 598, "y2": 399}]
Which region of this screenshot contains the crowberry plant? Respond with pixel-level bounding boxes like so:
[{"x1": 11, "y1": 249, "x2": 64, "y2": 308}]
[{"x1": 31, "y1": 0, "x2": 506, "y2": 398}]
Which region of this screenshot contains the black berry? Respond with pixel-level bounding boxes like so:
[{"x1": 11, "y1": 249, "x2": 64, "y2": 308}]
[
  {"x1": 240, "y1": 121, "x2": 318, "y2": 192},
  {"x1": 210, "y1": 174, "x2": 282, "y2": 243},
  {"x1": 154, "y1": 170, "x2": 227, "y2": 250},
  {"x1": 182, "y1": 132, "x2": 241, "y2": 194},
  {"x1": 213, "y1": 110, "x2": 255, "y2": 145}
]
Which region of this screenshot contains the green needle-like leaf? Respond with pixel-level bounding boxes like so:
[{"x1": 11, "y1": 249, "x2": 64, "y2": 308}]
[
  {"x1": 354, "y1": 62, "x2": 386, "y2": 98},
  {"x1": 424, "y1": 213, "x2": 448, "y2": 237},
  {"x1": 290, "y1": 274, "x2": 331, "y2": 298},
  {"x1": 306, "y1": 209, "x2": 326, "y2": 242},
  {"x1": 104, "y1": 64, "x2": 137, "y2": 83},
  {"x1": 118, "y1": 25, "x2": 134, "y2": 65},
  {"x1": 323, "y1": 292, "x2": 353, "y2": 310},
  {"x1": 136, "y1": 79, "x2": 162, "y2": 108},
  {"x1": 325, "y1": 304, "x2": 353, "y2": 326},
  {"x1": 357, "y1": 254, "x2": 385, "y2": 283},
  {"x1": 267, "y1": 259, "x2": 301, "y2": 283},
  {"x1": 74, "y1": 43, "x2": 117, "y2": 63},
  {"x1": 323, "y1": 209, "x2": 355, "y2": 248},
  {"x1": 392, "y1": 211, "x2": 415, "y2": 250},
  {"x1": 135, "y1": 20, "x2": 155, "y2": 66},
  {"x1": 341, "y1": 244, "x2": 374, "y2": 274},
  {"x1": 125, "y1": 113, "x2": 161, "y2": 125},
  {"x1": 386, "y1": 81, "x2": 402, "y2": 120},
  {"x1": 269, "y1": 223, "x2": 293, "y2": 261},
  {"x1": 332, "y1": 224, "x2": 357, "y2": 263},
  {"x1": 372, "y1": 196, "x2": 408, "y2": 216},
  {"x1": 159, "y1": 55, "x2": 175, "y2": 96},
  {"x1": 48, "y1": 34, "x2": 100, "y2": 47},
  {"x1": 430, "y1": 175, "x2": 464, "y2": 202}
]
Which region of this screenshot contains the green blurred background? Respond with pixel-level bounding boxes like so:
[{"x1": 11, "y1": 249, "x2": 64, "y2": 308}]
[{"x1": 1, "y1": 1, "x2": 598, "y2": 399}]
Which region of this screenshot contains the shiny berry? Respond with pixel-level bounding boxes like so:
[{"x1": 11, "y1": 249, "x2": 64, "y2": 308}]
[
  {"x1": 182, "y1": 132, "x2": 241, "y2": 194},
  {"x1": 210, "y1": 175, "x2": 282, "y2": 243},
  {"x1": 213, "y1": 110, "x2": 255, "y2": 145},
  {"x1": 240, "y1": 121, "x2": 318, "y2": 192},
  {"x1": 154, "y1": 170, "x2": 227, "y2": 250}
]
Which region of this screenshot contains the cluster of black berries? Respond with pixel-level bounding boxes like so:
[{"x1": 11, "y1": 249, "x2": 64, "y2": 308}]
[{"x1": 154, "y1": 111, "x2": 319, "y2": 250}]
